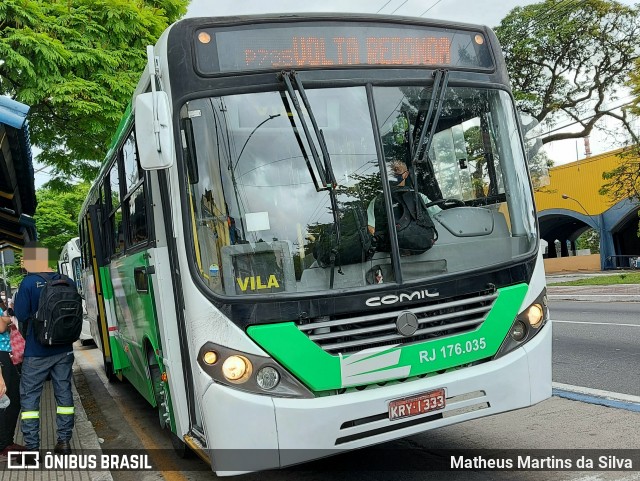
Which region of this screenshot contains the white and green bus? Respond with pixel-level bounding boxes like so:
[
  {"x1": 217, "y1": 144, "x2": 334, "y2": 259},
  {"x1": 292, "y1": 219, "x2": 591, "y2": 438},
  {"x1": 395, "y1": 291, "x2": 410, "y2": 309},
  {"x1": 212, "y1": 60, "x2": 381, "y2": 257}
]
[{"x1": 79, "y1": 13, "x2": 551, "y2": 474}]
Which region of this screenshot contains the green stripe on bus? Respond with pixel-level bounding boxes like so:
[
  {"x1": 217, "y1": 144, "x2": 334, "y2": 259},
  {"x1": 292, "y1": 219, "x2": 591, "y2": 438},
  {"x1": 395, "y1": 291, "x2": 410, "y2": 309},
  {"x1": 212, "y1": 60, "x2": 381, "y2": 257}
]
[
  {"x1": 248, "y1": 283, "x2": 528, "y2": 391},
  {"x1": 100, "y1": 266, "x2": 113, "y2": 300}
]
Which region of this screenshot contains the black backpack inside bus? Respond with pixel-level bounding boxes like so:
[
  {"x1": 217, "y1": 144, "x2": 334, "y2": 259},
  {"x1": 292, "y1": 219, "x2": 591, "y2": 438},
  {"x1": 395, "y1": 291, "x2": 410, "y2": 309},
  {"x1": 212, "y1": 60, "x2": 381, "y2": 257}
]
[
  {"x1": 373, "y1": 186, "x2": 438, "y2": 254},
  {"x1": 312, "y1": 207, "x2": 375, "y2": 267}
]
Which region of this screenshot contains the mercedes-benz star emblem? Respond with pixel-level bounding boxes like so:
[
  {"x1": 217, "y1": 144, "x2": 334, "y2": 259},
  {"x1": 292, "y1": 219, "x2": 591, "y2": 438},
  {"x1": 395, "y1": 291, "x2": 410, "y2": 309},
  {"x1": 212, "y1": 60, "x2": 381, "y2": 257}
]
[{"x1": 396, "y1": 311, "x2": 419, "y2": 337}]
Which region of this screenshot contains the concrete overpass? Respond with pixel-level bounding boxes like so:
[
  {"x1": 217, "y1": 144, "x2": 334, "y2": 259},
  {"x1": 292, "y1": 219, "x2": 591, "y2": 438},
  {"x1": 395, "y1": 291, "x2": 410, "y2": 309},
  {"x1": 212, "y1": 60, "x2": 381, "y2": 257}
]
[{"x1": 534, "y1": 148, "x2": 640, "y2": 270}]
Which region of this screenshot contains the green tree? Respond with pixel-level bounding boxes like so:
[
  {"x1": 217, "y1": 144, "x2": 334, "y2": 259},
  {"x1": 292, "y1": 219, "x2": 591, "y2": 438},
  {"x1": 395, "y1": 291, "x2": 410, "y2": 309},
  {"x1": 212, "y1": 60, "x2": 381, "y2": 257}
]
[
  {"x1": 496, "y1": 0, "x2": 640, "y2": 145},
  {"x1": 34, "y1": 182, "x2": 91, "y2": 257},
  {"x1": 0, "y1": 0, "x2": 188, "y2": 181},
  {"x1": 2, "y1": 250, "x2": 24, "y2": 293},
  {"x1": 630, "y1": 58, "x2": 640, "y2": 236},
  {"x1": 575, "y1": 229, "x2": 600, "y2": 253},
  {"x1": 632, "y1": 58, "x2": 640, "y2": 118}
]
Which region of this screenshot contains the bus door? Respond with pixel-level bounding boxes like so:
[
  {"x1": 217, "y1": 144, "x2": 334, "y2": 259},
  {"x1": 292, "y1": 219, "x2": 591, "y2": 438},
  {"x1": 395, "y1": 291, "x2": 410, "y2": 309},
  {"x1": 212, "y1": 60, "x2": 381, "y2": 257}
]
[
  {"x1": 108, "y1": 174, "x2": 163, "y2": 409},
  {"x1": 85, "y1": 204, "x2": 120, "y2": 379}
]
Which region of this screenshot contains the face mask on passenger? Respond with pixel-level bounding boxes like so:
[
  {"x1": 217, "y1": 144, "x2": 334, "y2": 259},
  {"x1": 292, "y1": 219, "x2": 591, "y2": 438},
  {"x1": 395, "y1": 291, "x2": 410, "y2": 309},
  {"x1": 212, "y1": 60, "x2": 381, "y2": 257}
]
[{"x1": 390, "y1": 171, "x2": 407, "y2": 186}]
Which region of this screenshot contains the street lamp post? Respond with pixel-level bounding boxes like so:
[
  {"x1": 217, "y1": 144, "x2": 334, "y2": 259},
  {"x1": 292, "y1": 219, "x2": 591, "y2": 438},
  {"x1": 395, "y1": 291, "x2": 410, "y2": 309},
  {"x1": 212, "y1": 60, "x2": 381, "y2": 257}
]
[
  {"x1": 232, "y1": 114, "x2": 281, "y2": 171},
  {"x1": 228, "y1": 114, "x2": 282, "y2": 242},
  {"x1": 561, "y1": 194, "x2": 600, "y2": 229}
]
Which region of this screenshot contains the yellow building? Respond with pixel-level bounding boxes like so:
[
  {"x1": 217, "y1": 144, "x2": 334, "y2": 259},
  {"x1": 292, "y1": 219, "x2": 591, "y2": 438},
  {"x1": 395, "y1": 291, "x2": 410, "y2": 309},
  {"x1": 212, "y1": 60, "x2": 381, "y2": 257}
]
[{"x1": 534, "y1": 148, "x2": 640, "y2": 271}]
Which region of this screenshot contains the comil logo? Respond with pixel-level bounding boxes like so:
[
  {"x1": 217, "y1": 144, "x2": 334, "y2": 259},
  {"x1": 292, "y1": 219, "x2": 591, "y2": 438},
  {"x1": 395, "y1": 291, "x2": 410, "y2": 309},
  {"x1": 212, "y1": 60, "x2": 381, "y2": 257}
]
[
  {"x1": 365, "y1": 289, "x2": 439, "y2": 307},
  {"x1": 7, "y1": 451, "x2": 40, "y2": 469}
]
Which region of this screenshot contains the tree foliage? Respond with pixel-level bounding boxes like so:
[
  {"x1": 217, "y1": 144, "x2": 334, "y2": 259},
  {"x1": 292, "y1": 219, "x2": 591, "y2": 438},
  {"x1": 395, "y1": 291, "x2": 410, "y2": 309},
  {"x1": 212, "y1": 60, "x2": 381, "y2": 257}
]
[
  {"x1": 599, "y1": 146, "x2": 640, "y2": 237},
  {"x1": 631, "y1": 57, "x2": 640, "y2": 119},
  {"x1": 0, "y1": 0, "x2": 188, "y2": 181},
  {"x1": 34, "y1": 182, "x2": 91, "y2": 257},
  {"x1": 575, "y1": 229, "x2": 600, "y2": 254},
  {"x1": 495, "y1": 0, "x2": 640, "y2": 145}
]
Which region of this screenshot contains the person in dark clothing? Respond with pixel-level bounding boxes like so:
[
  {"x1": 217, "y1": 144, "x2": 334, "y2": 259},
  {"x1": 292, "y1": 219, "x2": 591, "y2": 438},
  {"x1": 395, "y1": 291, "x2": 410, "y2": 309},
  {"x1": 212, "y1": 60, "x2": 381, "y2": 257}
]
[
  {"x1": 0, "y1": 306, "x2": 24, "y2": 458},
  {"x1": 14, "y1": 243, "x2": 75, "y2": 455}
]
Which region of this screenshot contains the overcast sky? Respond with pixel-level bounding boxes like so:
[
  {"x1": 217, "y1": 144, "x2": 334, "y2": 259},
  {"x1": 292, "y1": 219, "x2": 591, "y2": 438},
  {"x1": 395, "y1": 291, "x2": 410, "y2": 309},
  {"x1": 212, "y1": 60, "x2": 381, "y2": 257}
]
[
  {"x1": 31, "y1": 0, "x2": 638, "y2": 188},
  {"x1": 185, "y1": 0, "x2": 539, "y2": 27},
  {"x1": 182, "y1": 0, "x2": 638, "y2": 167}
]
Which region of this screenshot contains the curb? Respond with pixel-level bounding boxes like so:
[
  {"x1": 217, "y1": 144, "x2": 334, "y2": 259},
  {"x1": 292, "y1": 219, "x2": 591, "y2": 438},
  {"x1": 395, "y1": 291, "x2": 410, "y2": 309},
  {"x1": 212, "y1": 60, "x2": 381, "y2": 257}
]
[
  {"x1": 73, "y1": 369, "x2": 114, "y2": 481},
  {"x1": 552, "y1": 382, "x2": 640, "y2": 413}
]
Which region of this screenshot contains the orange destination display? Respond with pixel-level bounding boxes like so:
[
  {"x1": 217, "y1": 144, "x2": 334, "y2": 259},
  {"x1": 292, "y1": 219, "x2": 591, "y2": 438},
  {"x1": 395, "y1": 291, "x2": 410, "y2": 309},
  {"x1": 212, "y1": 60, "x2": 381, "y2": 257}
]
[{"x1": 194, "y1": 22, "x2": 494, "y2": 74}]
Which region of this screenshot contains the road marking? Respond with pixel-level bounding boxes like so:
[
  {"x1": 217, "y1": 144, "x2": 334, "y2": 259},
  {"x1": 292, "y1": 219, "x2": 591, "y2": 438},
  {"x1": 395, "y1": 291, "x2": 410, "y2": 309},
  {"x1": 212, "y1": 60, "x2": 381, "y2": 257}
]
[
  {"x1": 548, "y1": 294, "x2": 640, "y2": 299},
  {"x1": 553, "y1": 382, "x2": 640, "y2": 413},
  {"x1": 76, "y1": 348, "x2": 190, "y2": 481},
  {"x1": 552, "y1": 320, "x2": 640, "y2": 328}
]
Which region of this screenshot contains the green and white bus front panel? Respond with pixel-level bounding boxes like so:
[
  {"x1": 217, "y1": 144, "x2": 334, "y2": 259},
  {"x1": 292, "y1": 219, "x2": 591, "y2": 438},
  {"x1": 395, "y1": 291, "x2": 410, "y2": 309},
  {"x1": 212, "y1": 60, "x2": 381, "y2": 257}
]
[
  {"x1": 187, "y1": 253, "x2": 550, "y2": 473},
  {"x1": 247, "y1": 283, "x2": 525, "y2": 391},
  {"x1": 200, "y1": 326, "x2": 550, "y2": 473}
]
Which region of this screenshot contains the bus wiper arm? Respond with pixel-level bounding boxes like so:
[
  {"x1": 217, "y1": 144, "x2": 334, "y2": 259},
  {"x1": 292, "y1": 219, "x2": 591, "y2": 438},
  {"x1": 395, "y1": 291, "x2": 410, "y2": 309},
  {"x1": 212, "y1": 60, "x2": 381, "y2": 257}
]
[
  {"x1": 288, "y1": 71, "x2": 338, "y2": 189},
  {"x1": 280, "y1": 70, "x2": 342, "y2": 287},
  {"x1": 279, "y1": 90, "x2": 323, "y2": 192},
  {"x1": 410, "y1": 69, "x2": 449, "y2": 215},
  {"x1": 279, "y1": 71, "x2": 331, "y2": 189},
  {"x1": 412, "y1": 69, "x2": 450, "y2": 165}
]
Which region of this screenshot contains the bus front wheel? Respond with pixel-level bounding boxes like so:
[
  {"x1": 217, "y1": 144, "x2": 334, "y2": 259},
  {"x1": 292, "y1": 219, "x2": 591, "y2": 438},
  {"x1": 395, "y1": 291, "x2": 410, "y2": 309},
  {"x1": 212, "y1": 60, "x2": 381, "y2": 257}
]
[{"x1": 170, "y1": 432, "x2": 192, "y2": 459}]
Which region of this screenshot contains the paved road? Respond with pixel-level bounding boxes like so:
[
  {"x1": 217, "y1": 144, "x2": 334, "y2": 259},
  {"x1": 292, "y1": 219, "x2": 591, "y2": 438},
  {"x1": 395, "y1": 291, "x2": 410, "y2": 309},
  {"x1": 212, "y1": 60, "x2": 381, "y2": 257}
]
[
  {"x1": 550, "y1": 300, "x2": 640, "y2": 396},
  {"x1": 73, "y1": 334, "x2": 640, "y2": 481}
]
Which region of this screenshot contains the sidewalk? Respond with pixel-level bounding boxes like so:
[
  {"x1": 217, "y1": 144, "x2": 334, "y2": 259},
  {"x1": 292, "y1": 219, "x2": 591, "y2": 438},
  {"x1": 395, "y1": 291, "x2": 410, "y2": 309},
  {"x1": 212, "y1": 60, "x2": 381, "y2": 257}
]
[
  {"x1": 0, "y1": 363, "x2": 112, "y2": 481},
  {"x1": 547, "y1": 271, "x2": 640, "y2": 302}
]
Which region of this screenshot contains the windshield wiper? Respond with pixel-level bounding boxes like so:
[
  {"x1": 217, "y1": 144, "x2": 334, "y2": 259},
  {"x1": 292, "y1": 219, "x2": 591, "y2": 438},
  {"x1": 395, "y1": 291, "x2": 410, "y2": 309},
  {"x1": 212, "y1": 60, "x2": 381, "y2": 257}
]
[
  {"x1": 278, "y1": 91, "x2": 324, "y2": 192},
  {"x1": 412, "y1": 69, "x2": 450, "y2": 165},
  {"x1": 279, "y1": 70, "x2": 342, "y2": 287},
  {"x1": 410, "y1": 69, "x2": 449, "y2": 213},
  {"x1": 279, "y1": 70, "x2": 338, "y2": 190}
]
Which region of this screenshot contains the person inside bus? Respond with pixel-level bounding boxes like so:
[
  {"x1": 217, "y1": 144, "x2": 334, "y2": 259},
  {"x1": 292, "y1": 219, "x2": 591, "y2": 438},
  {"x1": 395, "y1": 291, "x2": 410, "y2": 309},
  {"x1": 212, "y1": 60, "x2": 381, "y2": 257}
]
[{"x1": 366, "y1": 160, "x2": 441, "y2": 236}]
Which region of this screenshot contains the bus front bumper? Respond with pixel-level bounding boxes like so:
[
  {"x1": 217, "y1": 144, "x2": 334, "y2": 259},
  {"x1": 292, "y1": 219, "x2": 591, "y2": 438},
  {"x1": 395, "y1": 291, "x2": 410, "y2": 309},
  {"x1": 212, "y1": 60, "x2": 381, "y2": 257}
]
[{"x1": 201, "y1": 322, "x2": 551, "y2": 475}]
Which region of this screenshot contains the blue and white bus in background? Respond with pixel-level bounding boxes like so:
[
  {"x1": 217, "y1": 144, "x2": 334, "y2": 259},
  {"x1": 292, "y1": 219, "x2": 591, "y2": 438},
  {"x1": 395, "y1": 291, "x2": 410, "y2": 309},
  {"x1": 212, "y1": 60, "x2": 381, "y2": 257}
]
[{"x1": 58, "y1": 237, "x2": 92, "y2": 344}]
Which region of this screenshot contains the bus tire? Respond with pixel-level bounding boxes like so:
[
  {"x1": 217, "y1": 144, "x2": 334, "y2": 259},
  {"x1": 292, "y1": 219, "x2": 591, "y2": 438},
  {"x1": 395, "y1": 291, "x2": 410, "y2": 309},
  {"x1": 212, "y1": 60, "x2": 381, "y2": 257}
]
[
  {"x1": 147, "y1": 346, "x2": 169, "y2": 429},
  {"x1": 170, "y1": 432, "x2": 192, "y2": 459},
  {"x1": 104, "y1": 360, "x2": 119, "y2": 383}
]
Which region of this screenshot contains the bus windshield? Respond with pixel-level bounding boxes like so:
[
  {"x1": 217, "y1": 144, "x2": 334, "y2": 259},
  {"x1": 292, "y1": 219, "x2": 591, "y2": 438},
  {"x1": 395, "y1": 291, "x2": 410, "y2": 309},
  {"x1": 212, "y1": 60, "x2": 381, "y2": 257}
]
[{"x1": 183, "y1": 85, "x2": 536, "y2": 297}]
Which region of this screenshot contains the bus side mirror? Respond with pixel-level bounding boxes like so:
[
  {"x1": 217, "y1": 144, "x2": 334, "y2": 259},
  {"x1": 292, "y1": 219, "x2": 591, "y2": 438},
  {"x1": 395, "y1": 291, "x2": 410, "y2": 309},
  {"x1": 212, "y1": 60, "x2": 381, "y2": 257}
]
[{"x1": 135, "y1": 91, "x2": 175, "y2": 170}]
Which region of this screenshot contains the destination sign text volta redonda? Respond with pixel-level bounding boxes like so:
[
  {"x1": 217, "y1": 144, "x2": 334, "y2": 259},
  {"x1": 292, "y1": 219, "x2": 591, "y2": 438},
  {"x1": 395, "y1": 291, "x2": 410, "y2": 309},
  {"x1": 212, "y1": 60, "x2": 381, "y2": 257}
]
[
  {"x1": 196, "y1": 24, "x2": 494, "y2": 73},
  {"x1": 241, "y1": 36, "x2": 452, "y2": 69}
]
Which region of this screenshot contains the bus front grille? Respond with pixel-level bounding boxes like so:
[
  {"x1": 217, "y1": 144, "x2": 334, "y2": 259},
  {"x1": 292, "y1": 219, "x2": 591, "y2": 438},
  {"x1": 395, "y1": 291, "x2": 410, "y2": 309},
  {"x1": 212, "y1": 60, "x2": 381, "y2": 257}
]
[{"x1": 297, "y1": 288, "x2": 498, "y2": 354}]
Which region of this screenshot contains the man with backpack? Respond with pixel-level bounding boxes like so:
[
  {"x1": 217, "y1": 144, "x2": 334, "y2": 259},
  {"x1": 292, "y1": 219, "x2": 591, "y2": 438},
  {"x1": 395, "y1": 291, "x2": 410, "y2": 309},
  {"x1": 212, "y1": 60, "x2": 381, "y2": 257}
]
[{"x1": 14, "y1": 242, "x2": 83, "y2": 455}]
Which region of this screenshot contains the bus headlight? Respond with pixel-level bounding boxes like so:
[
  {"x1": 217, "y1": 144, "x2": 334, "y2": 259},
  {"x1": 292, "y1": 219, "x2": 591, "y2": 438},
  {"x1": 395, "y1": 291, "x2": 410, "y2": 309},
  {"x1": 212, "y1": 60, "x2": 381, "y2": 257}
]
[
  {"x1": 510, "y1": 320, "x2": 527, "y2": 341},
  {"x1": 522, "y1": 303, "x2": 544, "y2": 328},
  {"x1": 198, "y1": 342, "x2": 313, "y2": 398},
  {"x1": 256, "y1": 366, "x2": 280, "y2": 390},
  {"x1": 494, "y1": 289, "x2": 549, "y2": 359},
  {"x1": 222, "y1": 355, "x2": 252, "y2": 383},
  {"x1": 202, "y1": 350, "x2": 218, "y2": 365}
]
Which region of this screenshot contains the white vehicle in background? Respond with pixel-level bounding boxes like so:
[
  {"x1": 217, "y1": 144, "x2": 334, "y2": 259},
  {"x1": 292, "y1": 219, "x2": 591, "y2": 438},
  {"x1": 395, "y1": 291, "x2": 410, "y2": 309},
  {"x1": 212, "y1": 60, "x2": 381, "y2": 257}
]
[{"x1": 58, "y1": 237, "x2": 93, "y2": 345}]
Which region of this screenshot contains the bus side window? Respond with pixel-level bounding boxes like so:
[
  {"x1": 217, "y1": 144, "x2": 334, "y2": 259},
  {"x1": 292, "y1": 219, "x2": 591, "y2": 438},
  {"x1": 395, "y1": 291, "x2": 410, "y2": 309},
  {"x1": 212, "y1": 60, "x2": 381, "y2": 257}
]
[
  {"x1": 81, "y1": 216, "x2": 89, "y2": 268},
  {"x1": 122, "y1": 129, "x2": 149, "y2": 247},
  {"x1": 106, "y1": 159, "x2": 124, "y2": 257}
]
